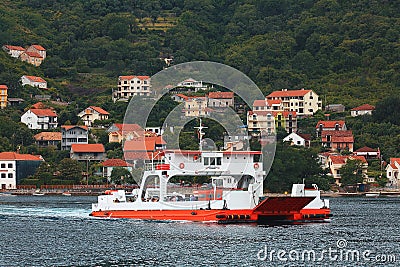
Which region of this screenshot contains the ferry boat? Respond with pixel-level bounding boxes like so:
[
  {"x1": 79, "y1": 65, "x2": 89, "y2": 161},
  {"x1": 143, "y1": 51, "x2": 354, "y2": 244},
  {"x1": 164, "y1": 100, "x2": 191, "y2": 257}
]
[{"x1": 90, "y1": 123, "x2": 331, "y2": 224}]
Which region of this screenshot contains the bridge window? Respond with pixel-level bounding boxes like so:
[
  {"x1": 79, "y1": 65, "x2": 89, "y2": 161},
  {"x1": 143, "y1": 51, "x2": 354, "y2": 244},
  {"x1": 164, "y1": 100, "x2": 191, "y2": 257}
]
[{"x1": 203, "y1": 157, "x2": 222, "y2": 166}]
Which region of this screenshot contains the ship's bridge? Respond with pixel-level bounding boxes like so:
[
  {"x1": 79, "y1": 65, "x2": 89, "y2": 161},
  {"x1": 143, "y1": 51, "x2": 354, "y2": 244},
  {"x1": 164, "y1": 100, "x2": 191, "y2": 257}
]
[{"x1": 162, "y1": 150, "x2": 263, "y2": 178}]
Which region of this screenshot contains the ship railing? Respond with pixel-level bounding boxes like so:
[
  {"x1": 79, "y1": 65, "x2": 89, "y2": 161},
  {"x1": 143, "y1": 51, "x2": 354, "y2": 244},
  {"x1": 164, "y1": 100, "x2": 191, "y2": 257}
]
[{"x1": 145, "y1": 162, "x2": 170, "y2": 171}]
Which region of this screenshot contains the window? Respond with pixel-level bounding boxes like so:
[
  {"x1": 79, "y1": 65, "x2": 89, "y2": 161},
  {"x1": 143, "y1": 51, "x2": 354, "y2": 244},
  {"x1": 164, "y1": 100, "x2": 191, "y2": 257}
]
[
  {"x1": 8, "y1": 163, "x2": 12, "y2": 168},
  {"x1": 204, "y1": 157, "x2": 209, "y2": 165},
  {"x1": 1, "y1": 173, "x2": 5, "y2": 178},
  {"x1": 0, "y1": 163, "x2": 5, "y2": 168},
  {"x1": 8, "y1": 173, "x2": 12, "y2": 178},
  {"x1": 210, "y1": 158, "x2": 216, "y2": 165}
]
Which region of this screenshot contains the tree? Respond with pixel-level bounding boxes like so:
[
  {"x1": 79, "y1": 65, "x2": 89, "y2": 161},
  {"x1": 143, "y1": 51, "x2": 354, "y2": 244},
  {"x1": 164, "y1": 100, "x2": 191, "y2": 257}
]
[
  {"x1": 265, "y1": 143, "x2": 331, "y2": 192},
  {"x1": 110, "y1": 167, "x2": 133, "y2": 185},
  {"x1": 340, "y1": 159, "x2": 365, "y2": 186},
  {"x1": 33, "y1": 162, "x2": 54, "y2": 185},
  {"x1": 58, "y1": 158, "x2": 83, "y2": 183},
  {"x1": 373, "y1": 96, "x2": 400, "y2": 126}
]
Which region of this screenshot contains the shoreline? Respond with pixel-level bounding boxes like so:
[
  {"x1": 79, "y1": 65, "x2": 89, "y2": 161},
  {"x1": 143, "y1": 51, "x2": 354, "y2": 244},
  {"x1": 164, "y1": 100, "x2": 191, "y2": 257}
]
[{"x1": 2, "y1": 189, "x2": 400, "y2": 197}]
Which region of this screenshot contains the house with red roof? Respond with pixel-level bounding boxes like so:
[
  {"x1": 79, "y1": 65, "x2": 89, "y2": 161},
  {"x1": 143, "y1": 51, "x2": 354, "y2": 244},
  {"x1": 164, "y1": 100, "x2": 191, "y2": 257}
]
[
  {"x1": 31, "y1": 102, "x2": 47, "y2": 109},
  {"x1": 2, "y1": 45, "x2": 25, "y2": 58},
  {"x1": 171, "y1": 93, "x2": 189, "y2": 102},
  {"x1": 247, "y1": 109, "x2": 297, "y2": 136},
  {"x1": 70, "y1": 144, "x2": 106, "y2": 162},
  {"x1": 325, "y1": 155, "x2": 368, "y2": 185},
  {"x1": 0, "y1": 152, "x2": 43, "y2": 189},
  {"x1": 21, "y1": 75, "x2": 47, "y2": 89},
  {"x1": 207, "y1": 91, "x2": 234, "y2": 108},
  {"x1": 78, "y1": 106, "x2": 110, "y2": 127},
  {"x1": 351, "y1": 104, "x2": 375, "y2": 117},
  {"x1": 26, "y1": 44, "x2": 46, "y2": 59},
  {"x1": 19, "y1": 51, "x2": 44, "y2": 66},
  {"x1": 101, "y1": 159, "x2": 133, "y2": 179},
  {"x1": 34, "y1": 132, "x2": 62, "y2": 147},
  {"x1": 266, "y1": 88, "x2": 322, "y2": 116},
  {"x1": 61, "y1": 125, "x2": 89, "y2": 150},
  {"x1": 124, "y1": 136, "x2": 166, "y2": 167},
  {"x1": 107, "y1": 123, "x2": 144, "y2": 143},
  {"x1": 354, "y1": 146, "x2": 380, "y2": 159},
  {"x1": 316, "y1": 120, "x2": 347, "y2": 137},
  {"x1": 114, "y1": 75, "x2": 151, "y2": 101},
  {"x1": 321, "y1": 130, "x2": 354, "y2": 152},
  {"x1": 124, "y1": 136, "x2": 166, "y2": 152},
  {"x1": 386, "y1": 158, "x2": 400, "y2": 186},
  {"x1": 251, "y1": 99, "x2": 283, "y2": 112},
  {"x1": 0, "y1": 85, "x2": 7, "y2": 109},
  {"x1": 21, "y1": 109, "x2": 58, "y2": 129}
]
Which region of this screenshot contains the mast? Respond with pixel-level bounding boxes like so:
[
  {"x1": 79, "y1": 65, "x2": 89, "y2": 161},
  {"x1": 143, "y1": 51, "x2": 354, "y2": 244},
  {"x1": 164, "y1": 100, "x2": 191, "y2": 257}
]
[{"x1": 194, "y1": 118, "x2": 207, "y2": 152}]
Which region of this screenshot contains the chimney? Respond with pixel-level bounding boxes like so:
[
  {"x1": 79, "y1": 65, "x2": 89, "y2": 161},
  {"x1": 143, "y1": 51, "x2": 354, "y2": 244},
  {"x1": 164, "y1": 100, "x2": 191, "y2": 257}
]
[{"x1": 325, "y1": 113, "x2": 330, "y2": 120}]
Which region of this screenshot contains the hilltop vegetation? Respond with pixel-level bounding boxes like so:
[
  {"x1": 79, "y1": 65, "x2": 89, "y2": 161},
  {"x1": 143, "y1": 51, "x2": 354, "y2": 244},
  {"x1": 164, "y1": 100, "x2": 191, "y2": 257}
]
[{"x1": 0, "y1": 0, "x2": 398, "y2": 107}]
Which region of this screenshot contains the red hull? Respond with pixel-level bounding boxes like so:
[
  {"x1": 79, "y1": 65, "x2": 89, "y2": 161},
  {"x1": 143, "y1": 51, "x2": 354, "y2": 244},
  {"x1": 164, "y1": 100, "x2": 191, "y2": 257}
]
[
  {"x1": 90, "y1": 209, "x2": 258, "y2": 223},
  {"x1": 90, "y1": 197, "x2": 332, "y2": 223}
]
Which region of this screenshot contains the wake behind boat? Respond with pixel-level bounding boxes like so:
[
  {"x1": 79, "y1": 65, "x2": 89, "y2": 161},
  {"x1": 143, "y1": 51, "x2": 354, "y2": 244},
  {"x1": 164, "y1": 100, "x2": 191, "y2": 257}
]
[{"x1": 90, "y1": 121, "x2": 331, "y2": 224}]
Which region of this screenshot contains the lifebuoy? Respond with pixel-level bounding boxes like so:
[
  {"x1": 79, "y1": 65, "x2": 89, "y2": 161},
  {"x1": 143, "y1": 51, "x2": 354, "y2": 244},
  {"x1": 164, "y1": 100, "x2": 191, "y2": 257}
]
[
  {"x1": 179, "y1": 163, "x2": 185, "y2": 169},
  {"x1": 193, "y1": 155, "x2": 198, "y2": 161},
  {"x1": 254, "y1": 163, "x2": 259, "y2": 169}
]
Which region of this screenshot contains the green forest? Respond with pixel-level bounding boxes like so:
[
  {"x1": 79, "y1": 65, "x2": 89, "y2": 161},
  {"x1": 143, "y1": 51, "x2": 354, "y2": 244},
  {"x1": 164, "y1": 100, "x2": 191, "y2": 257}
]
[
  {"x1": 0, "y1": 0, "x2": 399, "y2": 191},
  {"x1": 0, "y1": 0, "x2": 399, "y2": 106}
]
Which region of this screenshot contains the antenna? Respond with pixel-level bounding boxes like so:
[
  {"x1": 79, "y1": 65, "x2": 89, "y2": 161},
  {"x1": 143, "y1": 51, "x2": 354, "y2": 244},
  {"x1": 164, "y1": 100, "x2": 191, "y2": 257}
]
[{"x1": 194, "y1": 118, "x2": 207, "y2": 151}]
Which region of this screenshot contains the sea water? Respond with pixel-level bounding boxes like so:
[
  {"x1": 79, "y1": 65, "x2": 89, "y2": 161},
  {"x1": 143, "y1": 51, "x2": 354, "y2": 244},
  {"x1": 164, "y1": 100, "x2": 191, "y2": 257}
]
[{"x1": 0, "y1": 195, "x2": 399, "y2": 266}]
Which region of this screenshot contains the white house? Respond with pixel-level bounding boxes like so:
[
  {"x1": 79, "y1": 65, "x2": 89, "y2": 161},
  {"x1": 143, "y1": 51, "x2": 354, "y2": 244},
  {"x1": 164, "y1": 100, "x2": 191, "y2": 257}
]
[
  {"x1": 21, "y1": 75, "x2": 47, "y2": 89},
  {"x1": 61, "y1": 125, "x2": 89, "y2": 151},
  {"x1": 283, "y1": 132, "x2": 311, "y2": 147},
  {"x1": 21, "y1": 109, "x2": 58, "y2": 129},
  {"x1": 176, "y1": 78, "x2": 208, "y2": 91},
  {"x1": 2, "y1": 45, "x2": 25, "y2": 58},
  {"x1": 266, "y1": 88, "x2": 322, "y2": 116},
  {"x1": 171, "y1": 93, "x2": 189, "y2": 102},
  {"x1": 351, "y1": 104, "x2": 375, "y2": 117},
  {"x1": 78, "y1": 106, "x2": 109, "y2": 127},
  {"x1": 0, "y1": 152, "x2": 43, "y2": 189},
  {"x1": 114, "y1": 75, "x2": 151, "y2": 101},
  {"x1": 386, "y1": 158, "x2": 400, "y2": 187}
]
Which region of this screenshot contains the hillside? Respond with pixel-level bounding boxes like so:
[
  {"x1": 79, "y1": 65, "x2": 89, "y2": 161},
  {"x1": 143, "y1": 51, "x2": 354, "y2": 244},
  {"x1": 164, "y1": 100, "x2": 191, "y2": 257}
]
[{"x1": 0, "y1": 0, "x2": 399, "y2": 107}]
